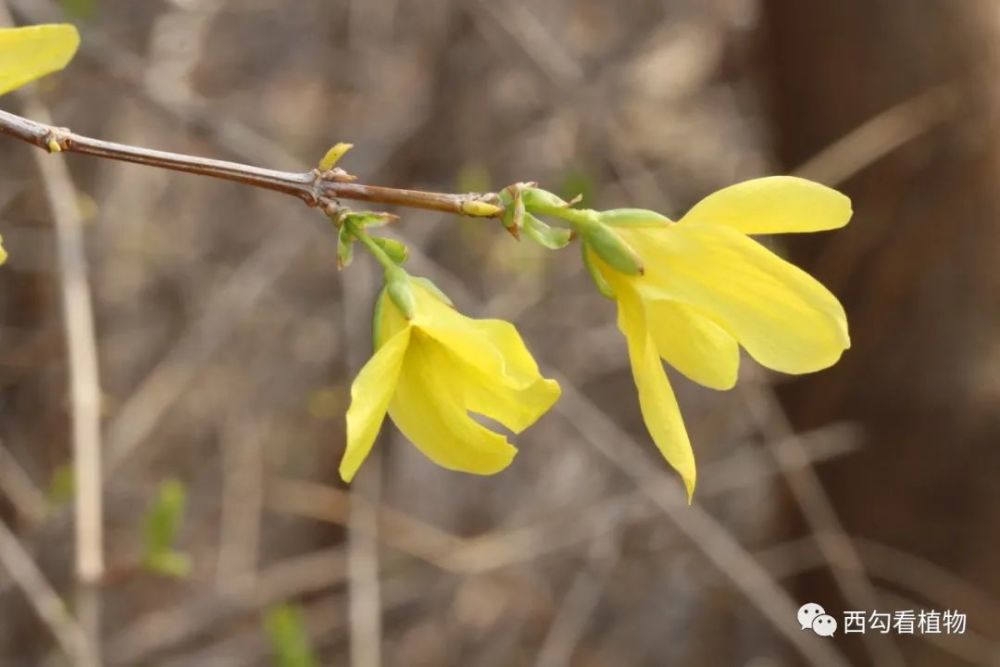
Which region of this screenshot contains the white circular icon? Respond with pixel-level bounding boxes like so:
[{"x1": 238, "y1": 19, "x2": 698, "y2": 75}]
[
  {"x1": 812, "y1": 613, "x2": 838, "y2": 637},
  {"x1": 797, "y1": 602, "x2": 826, "y2": 630}
]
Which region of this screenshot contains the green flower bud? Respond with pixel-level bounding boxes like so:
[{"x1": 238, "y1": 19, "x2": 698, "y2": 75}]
[
  {"x1": 371, "y1": 237, "x2": 409, "y2": 265},
  {"x1": 523, "y1": 213, "x2": 573, "y2": 250},
  {"x1": 580, "y1": 221, "x2": 644, "y2": 276},
  {"x1": 385, "y1": 266, "x2": 416, "y2": 319},
  {"x1": 598, "y1": 208, "x2": 672, "y2": 228}
]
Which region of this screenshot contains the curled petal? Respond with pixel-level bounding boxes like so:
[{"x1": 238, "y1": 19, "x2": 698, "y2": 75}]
[
  {"x1": 435, "y1": 338, "x2": 560, "y2": 434},
  {"x1": 621, "y1": 223, "x2": 849, "y2": 375},
  {"x1": 0, "y1": 25, "x2": 79, "y2": 96},
  {"x1": 389, "y1": 332, "x2": 518, "y2": 475},
  {"x1": 680, "y1": 176, "x2": 852, "y2": 235},
  {"x1": 341, "y1": 329, "x2": 411, "y2": 482}
]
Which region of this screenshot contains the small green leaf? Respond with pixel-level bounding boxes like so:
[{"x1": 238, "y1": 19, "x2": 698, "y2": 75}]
[
  {"x1": 523, "y1": 213, "x2": 572, "y2": 250},
  {"x1": 264, "y1": 605, "x2": 319, "y2": 667}
]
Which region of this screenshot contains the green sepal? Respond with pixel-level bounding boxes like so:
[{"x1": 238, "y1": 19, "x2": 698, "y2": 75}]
[
  {"x1": 522, "y1": 187, "x2": 571, "y2": 215},
  {"x1": 371, "y1": 237, "x2": 409, "y2": 264},
  {"x1": 385, "y1": 266, "x2": 416, "y2": 319},
  {"x1": 337, "y1": 225, "x2": 354, "y2": 269},
  {"x1": 412, "y1": 276, "x2": 454, "y2": 307},
  {"x1": 582, "y1": 243, "x2": 615, "y2": 299},
  {"x1": 599, "y1": 208, "x2": 672, "y2": 228},
  {"x1": 523, "y1": 213, "x2": 573, "y2": 249},
  {"x1": 580, "y1": 222, "x2": 644, "y2": 276}
]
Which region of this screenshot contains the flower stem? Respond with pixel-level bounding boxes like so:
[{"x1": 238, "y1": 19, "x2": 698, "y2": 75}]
[{"x1": 345, "y1": 219, "x2": 397, "y2": 272}]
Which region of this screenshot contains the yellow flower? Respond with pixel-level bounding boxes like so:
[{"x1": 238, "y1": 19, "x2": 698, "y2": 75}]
[
  {"x1": 0, "y1": 24, "x2": 79, "y2": 97},
  {"x1": 341, "y1": 280, "x2": 561, "y2": 482},
  {"x1": 584, "y1": 176, "x2": 852, "y2": 499}
]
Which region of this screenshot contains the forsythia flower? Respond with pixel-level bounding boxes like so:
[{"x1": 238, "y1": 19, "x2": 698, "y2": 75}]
[
  {"x1": 0, "y1": 24, "x2": 79, "y2": 97},
  {"x1": 340, "y1": 280, "x2": 561, "y2": 481},
  {"x1": 582, "y1": 177, "x2": 852, "y2": 499}
]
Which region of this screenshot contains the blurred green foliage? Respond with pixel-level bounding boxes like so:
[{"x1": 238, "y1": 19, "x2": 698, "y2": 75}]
[
  {"x1": 47, "y1": 464, "x2": 74, "y2": 507},
  {"x1": 59, "y1": 0, "x2": 97, "y2": 19},
  {"x1": 264, "y1": 604, "x2": 319, "y2": 667},
  {"x1": 141, "y1": 479, "x2": 191, "y2": 578}
]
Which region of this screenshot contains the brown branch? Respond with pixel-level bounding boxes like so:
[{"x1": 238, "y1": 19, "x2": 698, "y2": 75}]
[{"x1": 0, "y1": 108, "x2": 501, "y2": 217}]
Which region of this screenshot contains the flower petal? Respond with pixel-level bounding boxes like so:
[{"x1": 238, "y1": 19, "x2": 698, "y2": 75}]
[
  {"x1": 679, "y1": 176, "x2": 852, "y2": 234},
  {"x1": 341, "y1": 328, "x2": 411, "y2": 482},
  {"x1": 389, "y1": 331, "x2": 518, "y2": 475},
  {"x1": 645, "y1": 298, "x2": 739, "y2": 390},
  {"x1": 0, "y1": 25, "x2": 80, "y2": 96},
  {"x1": 611, "y1": 278, "x2": 696, "y2": 499},
  {"x1": 409, "y1": 284, "x2": 549, "y2": 391},
  {"x1": 620, "y1": 223, "x2": 850, "y2": 375},
  {"x1": 438, "y1": 339, "x2": 561, "y2": 433}
]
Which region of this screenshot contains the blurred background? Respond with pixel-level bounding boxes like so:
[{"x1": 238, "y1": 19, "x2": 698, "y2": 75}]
[{"x1": 1, "y1": 0, "x2": 999, "y2": 665}]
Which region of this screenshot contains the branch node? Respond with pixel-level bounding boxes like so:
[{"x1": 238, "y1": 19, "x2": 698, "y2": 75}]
[{"x1": 44, "y1": 127, "x2": 71, "y2": 154}]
